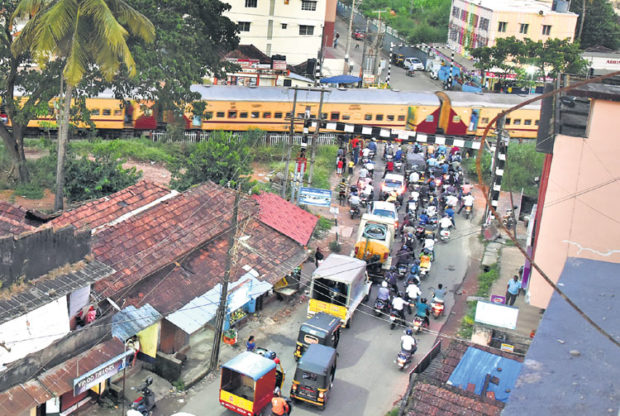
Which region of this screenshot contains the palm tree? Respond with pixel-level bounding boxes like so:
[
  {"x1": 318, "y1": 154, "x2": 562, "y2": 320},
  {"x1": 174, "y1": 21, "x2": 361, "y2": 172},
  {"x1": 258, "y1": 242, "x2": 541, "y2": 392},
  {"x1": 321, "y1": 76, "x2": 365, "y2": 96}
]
[
  {"x1": 577, "y1": 0, "x2": 593, "y2": 41},
  {"x1": 11, "y1": 0, "x2": 155, "y2": 211}
]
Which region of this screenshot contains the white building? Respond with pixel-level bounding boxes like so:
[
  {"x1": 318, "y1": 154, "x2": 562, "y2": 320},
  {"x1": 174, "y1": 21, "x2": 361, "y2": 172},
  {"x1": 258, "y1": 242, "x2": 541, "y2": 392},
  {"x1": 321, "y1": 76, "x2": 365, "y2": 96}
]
[{"x1": 223, "y1": 0, "x2": 327, "y2": 65}]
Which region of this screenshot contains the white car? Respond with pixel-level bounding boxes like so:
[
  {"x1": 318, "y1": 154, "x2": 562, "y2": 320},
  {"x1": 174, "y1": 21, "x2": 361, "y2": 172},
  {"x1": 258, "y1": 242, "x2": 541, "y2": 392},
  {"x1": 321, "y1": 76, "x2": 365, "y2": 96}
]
[
  {"x1": 404, "y1": 57, "x2": 424, "y2": 71},
  {"x1": 370, "y1": 200, "x2": 399, "y2": 228},
  {"x1": 380, "y1": 173, "x2": 406, "y2": 202}
]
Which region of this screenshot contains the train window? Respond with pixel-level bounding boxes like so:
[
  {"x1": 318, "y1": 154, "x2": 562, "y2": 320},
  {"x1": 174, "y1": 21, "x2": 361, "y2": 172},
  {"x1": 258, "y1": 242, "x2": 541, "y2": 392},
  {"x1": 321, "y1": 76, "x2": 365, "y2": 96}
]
[
  {"x1": 321, "y1": 113, "x2": 327, "y2": 120},
  {"x1": 103, "y1": 109, "x2": 111, "y2": 116},
  {"x1": 251, "y1": 111, "x2": 259, "y2": 118},
  {"x1": 297, "y1": 113, "x2": 304, "y2": 119},
  {"x1": 263, "y1": 112, "x2": 272, "y2": 118},
  {"x1": 387, "y1": 115, "x2": 394, "y2": 121},
  {"x1": 240, "y1": 112, "x2": 248, "y2": 118},
  {"x1": 91, "y1": 109, "x2": 100, "y2": 115},
  {"x1": 216, "y1": 111, "x2": 225, "y2": 118},
  {"x1": 524, "y1": 119, "x2": 532, "y2": 125},
  {"x1": 535, "y1": 120, "x2": 539, "y2": 126},
  {"x1": 228, "y1": 111, "x2": 237, "y2": 118},
  {"x1": 342, "y1": 115, "x2": 351, "y2": 121},
  {"x1": 48, "y1": 107, "x2": 55, "y2": 115},
  {"x1": 284, "y1": 112, "x2": 291, "y2": 119},
  {"x1": 505, "y1": 118, "x2": 511, "y2": 125},
  {"x1": 365, "y1": 114, "x2": 372, "y2": 121},
  {"x1": 375, "y1": 114, "x2": 383, "y2": 121},
  {"x1": 114, "y1": 109, "x2": 122, "y2": 116},
  {"x1": 425, "y1": 115, "x2": 434, "y2": 122},
  {"x1": 205, "y1": 111, "x2": 213, "y2": 119},
  {"x1": 514, "y1": 119, "x2": 521, "y2": 125},
  {"x1": 330, "y1": 112, "x2": 340, "y2": 121},
  {"x1": 481, "y1": 117, "x2": 489, "y2": 124},
  {"x1": 452, "y1": 115, "x2": 460, "y2": 123},
  {"x1": 398, "y1": 115, "x2": 405, "y2": 121},
  {"x1": 311, "y1": 114, "x2": 317, "y2": 120}
]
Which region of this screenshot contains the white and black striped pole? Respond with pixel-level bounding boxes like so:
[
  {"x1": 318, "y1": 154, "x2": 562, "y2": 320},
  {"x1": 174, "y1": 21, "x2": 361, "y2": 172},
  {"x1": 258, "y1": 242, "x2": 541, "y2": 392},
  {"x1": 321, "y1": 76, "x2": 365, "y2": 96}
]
[
  {"x1": 386, "y1": 42, "x2": 393, "y2": 88},
  {"x1": 315, "y1": 52, "x2": 322, "y2": 86},
  {"x1": 447, "y1": 51, "x2": 454, "y2": 89},
  {"x1": 485, "y1": 116, "x2": 508, "y2": 224}
]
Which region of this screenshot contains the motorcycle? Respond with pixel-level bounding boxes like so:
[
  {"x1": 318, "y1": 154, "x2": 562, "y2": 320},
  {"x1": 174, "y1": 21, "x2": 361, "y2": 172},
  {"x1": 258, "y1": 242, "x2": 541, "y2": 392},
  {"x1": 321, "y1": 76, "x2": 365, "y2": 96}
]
[
  {"x1": 439, "y1": 226, "x2": 451, "y2": 242},
  {"x1": 394, "y1": 159, "x2": 403, "y2": 173},
  {"x1": 464, "y1": 205, "x2": 472, "y2": 219},
  {"x1": 414, "y1": 225, "x2": 426, "y2": 243},
  {"x1": 389, "y1": 307, "x2": 405, "y2": 330},
  {"x1": 419, "y1": 257, "x2": 431, "y2": 279},
  {"x1": 396, "y1": 348, "x2": 415, "y2": 370},
  {"x1": 129, "y1": 377, "x2": 155, "y2": 416},
  {"x1": 397, "y1": 263, "x2": 409, "y2": 280},
  {"x1": 374, "y1": 297, "x2": 389, "y2": 317},
  {"x1": 350, "y1": 204, "x2": 361, "y2": 219},
  {"x1": 407, "y1": 200, "x2": 417, "y2": 217},
  {"x1": 431, "y1": 298, "x2": 445, "y2": 319},
  {"x1": 412, "y1": 315, "x2": 425, "y2": 334}
]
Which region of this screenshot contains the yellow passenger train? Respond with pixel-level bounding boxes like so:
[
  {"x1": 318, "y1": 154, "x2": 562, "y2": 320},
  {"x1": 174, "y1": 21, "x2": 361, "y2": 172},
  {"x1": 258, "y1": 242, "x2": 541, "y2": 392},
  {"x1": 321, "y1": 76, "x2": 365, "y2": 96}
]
[{"x1": 1, "y1": 86, "x2": 542, "y2": 139}]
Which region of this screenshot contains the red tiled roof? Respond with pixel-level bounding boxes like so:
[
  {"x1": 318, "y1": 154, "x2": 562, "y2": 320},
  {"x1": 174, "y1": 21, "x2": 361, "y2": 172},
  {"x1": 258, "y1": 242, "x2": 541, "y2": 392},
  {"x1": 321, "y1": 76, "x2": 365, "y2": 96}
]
[
  {"x1": 92, "y1": 183, "x2": 258, "y2": 300},
  {"x1": 0, "y1": 338, "x2": 124, "y2": 415},
  {"x1": 127, "y1": 219, "x2": 307, "y2": 315},
  {"x1": 408, "y1": 383, "x2": 503, "y2": 416},
  {"x1": 50, "y1": 180, "x2": 172, "y2": 232},
  {"x1": 252, "y1": 192, "x2": 318, "y2": 245},
  {"x1": 0, "y1": 201, "x2": 36, "y2": 235}
]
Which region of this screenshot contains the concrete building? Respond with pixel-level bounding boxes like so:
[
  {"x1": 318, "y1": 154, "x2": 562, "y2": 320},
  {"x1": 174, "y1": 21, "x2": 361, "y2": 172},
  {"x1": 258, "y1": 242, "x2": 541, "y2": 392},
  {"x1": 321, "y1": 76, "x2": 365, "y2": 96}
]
[
  {"x1": 528, "y1": 79, "x2": 620, "y2": 309},
  {"x1": 223, "y1": 0, "x2": 337, "y2": 65},
  {"x1": 447, "y1": 0, "x2": 578, "y2": 56}
]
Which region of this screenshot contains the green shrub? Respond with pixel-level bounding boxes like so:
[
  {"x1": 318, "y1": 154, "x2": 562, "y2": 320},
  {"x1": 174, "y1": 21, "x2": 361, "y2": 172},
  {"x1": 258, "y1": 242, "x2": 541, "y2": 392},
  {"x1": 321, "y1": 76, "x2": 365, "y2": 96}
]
[
  {"x1": 477, "y1": 263, "x2": 499, "y2": 298},
  {"x1": 328, "y1": 240, "x2": 342, "y2": 253},
  {"x1": 14, "y1": 182, "x2": 45, "y2": 199}
]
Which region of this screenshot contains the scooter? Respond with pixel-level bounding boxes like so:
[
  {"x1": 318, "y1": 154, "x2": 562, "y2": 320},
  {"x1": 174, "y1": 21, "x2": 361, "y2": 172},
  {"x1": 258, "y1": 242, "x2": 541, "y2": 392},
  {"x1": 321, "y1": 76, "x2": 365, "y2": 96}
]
[
  {"x1": 464, "y1": 205, "x2": 472, "y2": 219},
  {"x1": 129, "y1": 377, "x2": 155, "y2": 416},
  {"x1": 394, "y1": 159, "x2": 403, "y2": 172},
  {"x1": 412, "y1": 315, "x2": 425, "y2": 334},
  {"x1": 431, "y1": 298, "x2": 445, "y2": 319},
  {"x1": 374, "y1": 297, "x2": 389, "y2": 317},
  {"x1": 397, "y1": 263, "x2": 409, "y2": 280},
  {"x1": 396, "y1": 348, "x2": 415, "y2": 370},
  {"x1": 407, "y1": 200, "x2": 417, "y2": 217},
  {"x1": 439, "y1": 226, "x2": 451, "y2": 242},
  {"x1": 350, "y1": 204, "x2": 361, "y2": 219}
]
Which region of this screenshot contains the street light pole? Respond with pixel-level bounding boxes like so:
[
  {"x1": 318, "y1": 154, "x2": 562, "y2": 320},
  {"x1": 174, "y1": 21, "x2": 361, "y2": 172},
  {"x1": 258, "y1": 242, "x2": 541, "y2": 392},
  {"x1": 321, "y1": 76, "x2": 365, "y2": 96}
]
[
  {"x1": 372, "y1": 10, "x2": 388, "y2": 80},
  {"x1": 343, "y1": 0, "x2": 357, "y2": 74},
  {"x1": 360, "y1": 18, "x2": 370, "y2": 82}
]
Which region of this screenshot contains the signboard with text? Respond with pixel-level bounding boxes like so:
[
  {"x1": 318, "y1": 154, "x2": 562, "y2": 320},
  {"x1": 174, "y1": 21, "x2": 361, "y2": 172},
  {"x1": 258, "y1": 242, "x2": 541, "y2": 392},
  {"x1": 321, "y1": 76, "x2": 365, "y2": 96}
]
[
  {"x1": 73, "y1": 350, "x2": 133, "y2": 395},
  {"x1": 299, "y1": 187, "x2": 332, "y2": 207},
  {"x1": 474, "y1": 300, "x2": 519, "y2": 330}
]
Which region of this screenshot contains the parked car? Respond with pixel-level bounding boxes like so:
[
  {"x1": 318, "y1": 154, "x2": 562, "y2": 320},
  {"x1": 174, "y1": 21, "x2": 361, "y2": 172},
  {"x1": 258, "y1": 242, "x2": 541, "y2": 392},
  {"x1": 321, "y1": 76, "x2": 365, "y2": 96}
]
[
  {"x1": 352, "y1": 30, "x2": 365, "y2": 40},
  {"x1": 404, "y1": 57, "x2": 424, "y2": 71}
]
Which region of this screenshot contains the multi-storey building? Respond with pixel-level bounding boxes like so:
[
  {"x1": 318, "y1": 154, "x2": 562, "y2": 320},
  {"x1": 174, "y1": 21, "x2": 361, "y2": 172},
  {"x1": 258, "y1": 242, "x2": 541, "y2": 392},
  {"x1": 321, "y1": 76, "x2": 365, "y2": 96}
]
[
  {"x1": 223, "y1": 0, "x2": 336, "y2": 65},
  {"x1": 447, "y1": 0, "x2": 578, "y2": 56}
]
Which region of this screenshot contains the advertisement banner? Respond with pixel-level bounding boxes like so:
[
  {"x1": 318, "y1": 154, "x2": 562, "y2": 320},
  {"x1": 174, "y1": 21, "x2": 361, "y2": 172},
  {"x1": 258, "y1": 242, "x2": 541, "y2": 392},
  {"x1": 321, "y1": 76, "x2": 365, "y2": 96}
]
[
  {"x1": 73, "y1": 350, "x2": 133, "y2": 395},
  {"x1": 299, "y1": 187, "x2": 332, "y2": 207}
]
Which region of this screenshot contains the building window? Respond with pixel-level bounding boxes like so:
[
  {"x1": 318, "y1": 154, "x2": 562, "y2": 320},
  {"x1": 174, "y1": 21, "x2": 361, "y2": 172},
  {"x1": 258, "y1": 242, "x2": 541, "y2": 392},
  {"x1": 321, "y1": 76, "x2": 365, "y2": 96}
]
[
  {"x1": 364, "y1": 114, "x2": 372, "y2": 121},
  {"x1": 301, "y1": 0, "x2": 317, "y2": 11},
  {"x1": 376, "y1": 114, "x2": 383, "y2": 121},
  {"x1": 245, "y1": 0, "x2": 257, "y2": 7},
  {"x1": 498, "y1": 21, "x2": 507, "y2": 32},
  {"x1": 216, "y1": 111, "x2": 225, "y2": 118},
  {"x1": 524, "y1": 119, "x2": 532, "y2": 125},
  {"x1": 449, "y1": 28, "x2": 458, "y2": 41},
  {"x1": 275, "y1": 112, "x2": 283, "y2": 118},
  {"x1": 471, "y1": 14, "x2": 479, "y2": 27},
  {"x1": 228, "y1": 111, "x2": 237, "y2": 118},
  {"x1": 479, "y1": 17, "x2": 489, "y2": 31},
  {"x1": 519, "y1": 23, "x2": 529, "y2": 34},
  {"x1": 299, "y1": 25, "x2": 314, "y2": 35},
  {"x1": 263, "y1": 112, "x2": 272, "y2": 118},
  {"x1": 281, "y1": 23, "x2": 287, "y2": 29},
  {"x1": 238, "y1": 22, "x2": 251, "y2": 32},
  {"x1": 460, "y1": 10, "x2": 468, "y2": 22},
  {"x1": 542, "y1": 25, "x2": 551, "y2": 35},
  {"x1": 452, "y1": 6, "x2": 460, "y2": 18}
]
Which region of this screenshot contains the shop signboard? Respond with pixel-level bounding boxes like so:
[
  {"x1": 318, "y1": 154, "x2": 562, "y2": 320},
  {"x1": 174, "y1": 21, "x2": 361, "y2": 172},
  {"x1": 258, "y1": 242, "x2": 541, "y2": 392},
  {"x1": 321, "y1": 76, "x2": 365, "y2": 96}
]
[
  {"x1": 73, "y1": 350, "x2": 134, "y2": 395},
  {"x1": 273, "y1": 60, "x2": 287, "y2": 70},
  {"x1": 299, "y1": 187, "x2": 332, "y2": 207}
]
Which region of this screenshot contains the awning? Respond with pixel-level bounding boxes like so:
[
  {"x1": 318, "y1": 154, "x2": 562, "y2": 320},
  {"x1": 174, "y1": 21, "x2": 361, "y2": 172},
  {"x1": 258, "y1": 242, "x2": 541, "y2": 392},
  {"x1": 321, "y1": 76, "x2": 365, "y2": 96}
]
[
  {"x1": 320, "y1": 75, "x2": 362, "y2": 84},
  {"x1": 166, "y1": 272, "x2": 272, "y2": 335},
  {"x1": 112, "y1": 303, "x2": 162, "y2": 342}
]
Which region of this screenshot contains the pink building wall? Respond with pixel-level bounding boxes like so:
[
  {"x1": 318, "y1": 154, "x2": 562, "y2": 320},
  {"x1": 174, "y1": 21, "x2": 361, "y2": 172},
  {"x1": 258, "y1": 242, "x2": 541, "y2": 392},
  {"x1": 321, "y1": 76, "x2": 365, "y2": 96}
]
[{"x1": 530, "y1": 98, "x2": 620, "y2": 308}]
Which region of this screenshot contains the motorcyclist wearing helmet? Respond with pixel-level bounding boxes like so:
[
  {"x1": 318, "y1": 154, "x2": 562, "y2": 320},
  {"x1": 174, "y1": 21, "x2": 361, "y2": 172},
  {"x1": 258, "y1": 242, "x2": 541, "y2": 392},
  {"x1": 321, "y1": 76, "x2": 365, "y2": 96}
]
[
  {"x1": 415, "y1": 298, "x2": 431, "y2": 328},
  {"x1": 400, "y1": 328, "x2": 417, "y2": 354},
  {"x1": 377, "y1": 281, "x2": 391, "y2": 301},
  {"x1": 271, "y1": 387, "x2": 290, "y2": 416},
  {"x1": 406, "y1": 261, "x2": 420, "y2": 285},
  {"x1": 385, "y1": 267, "x2": 398, "y2": 292},
  {"x1": 274, "y1": 357, "x2": 284, "y2": 389}
]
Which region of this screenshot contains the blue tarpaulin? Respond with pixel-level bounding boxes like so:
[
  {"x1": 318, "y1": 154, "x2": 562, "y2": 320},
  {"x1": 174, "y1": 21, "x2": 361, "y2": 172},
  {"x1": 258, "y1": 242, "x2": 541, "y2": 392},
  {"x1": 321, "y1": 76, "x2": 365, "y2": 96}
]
[
  {"x1": 319, "y1": 75, "x2": 362, "y2": 84},
  {"x1": 447, "y1": 347, "x2": 522, "y2": 402}
]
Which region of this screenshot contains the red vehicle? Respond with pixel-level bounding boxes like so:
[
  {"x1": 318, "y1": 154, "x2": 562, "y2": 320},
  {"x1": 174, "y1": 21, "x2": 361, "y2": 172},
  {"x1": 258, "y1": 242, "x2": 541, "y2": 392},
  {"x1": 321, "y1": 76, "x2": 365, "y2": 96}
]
[{"x1": 352, "y1": 31, "x2": 365, "y2": 40}]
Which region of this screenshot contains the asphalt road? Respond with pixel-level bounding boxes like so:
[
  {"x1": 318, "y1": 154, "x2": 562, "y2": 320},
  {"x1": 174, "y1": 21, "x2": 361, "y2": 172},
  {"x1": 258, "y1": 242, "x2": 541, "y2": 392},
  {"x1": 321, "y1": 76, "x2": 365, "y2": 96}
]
[{"x1": 156, "y1": 147, "x2": 474, "y2": 416}]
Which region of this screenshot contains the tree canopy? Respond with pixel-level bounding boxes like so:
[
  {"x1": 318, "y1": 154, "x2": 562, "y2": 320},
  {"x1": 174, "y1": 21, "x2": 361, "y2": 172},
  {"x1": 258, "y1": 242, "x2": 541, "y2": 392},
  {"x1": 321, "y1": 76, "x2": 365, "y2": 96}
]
[{"x1": 571, "y1": 0, "x2": 620, "y2": 50}]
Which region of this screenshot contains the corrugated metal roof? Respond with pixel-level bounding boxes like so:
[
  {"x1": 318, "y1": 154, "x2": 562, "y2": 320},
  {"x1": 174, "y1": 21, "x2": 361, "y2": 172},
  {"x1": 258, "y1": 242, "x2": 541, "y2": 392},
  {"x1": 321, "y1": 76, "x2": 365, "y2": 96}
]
[
  {"x1": 190, "y1": 85, "x2": 440, "y2": 106},
  {"x1": 0, "y1": 380, "x2": 51, "y2": 415},
  {"x1": 112, "y1": 303, "x2": 162, "y2": 341},
  {"x1": 445, "y1": 91, "x2": 541, "y2": 109},
  {"x1": 0, "y1": 260, "x2": 115, "y2": 325},
  {"x1": 166, "y1": 273, "x2": 272, "y2": 334},
  {"x1": 447, "y1": 346, "x2": 522, "y2": 402}
]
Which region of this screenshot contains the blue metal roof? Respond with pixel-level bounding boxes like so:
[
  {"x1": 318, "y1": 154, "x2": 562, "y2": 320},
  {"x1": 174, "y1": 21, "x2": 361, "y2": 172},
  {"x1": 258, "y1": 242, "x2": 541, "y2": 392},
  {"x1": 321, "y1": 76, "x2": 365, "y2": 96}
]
[
  {"x1": 320, "y1": 75, "x2": 362, "y2": 84},
  {"x1": 223, "y1": 352, "x2": 276, "y2": 381},
  {"x1": 111, "y1": 303, "x2": 162, "y2": 341},
  {"x1": 447, "y1": 346, "x2": 522, "y2": 402},
  {"x1": 502, "y1": 258, "x2": 620, "y2": 416}
]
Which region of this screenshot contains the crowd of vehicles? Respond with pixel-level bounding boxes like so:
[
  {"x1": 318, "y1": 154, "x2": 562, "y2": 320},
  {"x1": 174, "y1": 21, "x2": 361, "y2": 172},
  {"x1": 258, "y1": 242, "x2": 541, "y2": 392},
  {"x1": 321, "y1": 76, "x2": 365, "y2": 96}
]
[{"x1": 2, "y1": 85, "x2": 541, "y2": 140}]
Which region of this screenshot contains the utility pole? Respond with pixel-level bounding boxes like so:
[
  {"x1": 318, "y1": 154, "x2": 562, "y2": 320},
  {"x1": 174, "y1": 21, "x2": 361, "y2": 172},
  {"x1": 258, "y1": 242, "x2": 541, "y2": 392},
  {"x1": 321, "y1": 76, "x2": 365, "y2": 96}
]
[
  {"x1": 282, "y1": 88, "x2": 299, "y2": 198},
  {"x1": 208, "y1": 186, "x2": 241, "y2": 373},
  {"x1": 360, "y1": 18, "x2": 370, "y2": 82},
  {"x1": 343, "y1": 0, "x2": 357, "y2": 74},
  {"x1": 483, "y1": 116, "x2": 508, "y2": 231},
  {"x1": 307, "y1": 88, "x2": 326, "y2": 185},
  {"x1": 372, "y1": 10, "x2": 388, "y2": 80}
]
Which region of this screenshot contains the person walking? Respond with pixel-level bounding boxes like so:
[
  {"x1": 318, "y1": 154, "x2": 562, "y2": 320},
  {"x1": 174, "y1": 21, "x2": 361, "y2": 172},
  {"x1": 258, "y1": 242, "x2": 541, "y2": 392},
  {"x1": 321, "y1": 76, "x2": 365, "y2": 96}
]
[
  {"x1": 506, "y1": 275, "x2": 521, "y2": 306},
  {"x1": 315, "y1": 247, "x2": 324, "y2": 268}
]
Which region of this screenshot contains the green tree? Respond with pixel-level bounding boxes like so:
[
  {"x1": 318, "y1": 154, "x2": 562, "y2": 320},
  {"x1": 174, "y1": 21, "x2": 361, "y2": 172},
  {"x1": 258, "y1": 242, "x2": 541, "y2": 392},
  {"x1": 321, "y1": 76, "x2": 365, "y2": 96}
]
[
  {"x1": 503, "y1": 142, "x2": 544, "y2": 198},
  {"x1": 170, "y1": 130, "x2": 257, "y2": 191},
  {"x1": 571, "y1": 0, "x2": 620, "y2": 50},
  {"x1": 12, "y1": 0, "x2": 155, "y2": 211}
]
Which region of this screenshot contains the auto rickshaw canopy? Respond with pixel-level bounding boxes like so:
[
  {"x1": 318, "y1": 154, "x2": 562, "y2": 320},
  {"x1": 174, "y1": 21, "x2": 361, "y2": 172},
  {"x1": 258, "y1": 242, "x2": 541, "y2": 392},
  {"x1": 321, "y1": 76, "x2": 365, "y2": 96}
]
[
  {"x1": 300, "y1": 312, "x2": 341, "y2": 341},
  {"x1": 222, "y1": 351, "x2": 276, "y2": 381},
  {"x1": 298, "y1": 344, "x2": 337, "y2": 376}
]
